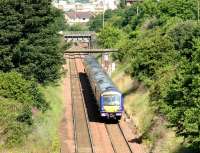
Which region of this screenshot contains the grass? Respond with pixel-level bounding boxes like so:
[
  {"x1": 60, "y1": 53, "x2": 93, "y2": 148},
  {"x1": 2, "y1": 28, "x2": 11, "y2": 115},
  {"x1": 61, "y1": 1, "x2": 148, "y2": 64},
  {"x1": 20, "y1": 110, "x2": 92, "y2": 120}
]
[
  {"x1": 112, "y1": 73, "x2": 154, "y2": 136},
  {"x1": 1, "y1": 81, "x2": 64, "y2": 153},
  {"x1": 112, "y1": 64, "x2": 185, "y2": 153}
]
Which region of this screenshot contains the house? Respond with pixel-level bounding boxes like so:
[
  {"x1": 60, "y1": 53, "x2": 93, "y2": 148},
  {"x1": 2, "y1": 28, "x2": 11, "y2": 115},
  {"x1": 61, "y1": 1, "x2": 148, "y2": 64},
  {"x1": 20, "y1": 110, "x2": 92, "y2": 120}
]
[
  {"x1": 125, "y1": 0, "x2": 143, "y2": 6},
  {"x1": 53, "y1": 0, "x2": 120, "y2": 24},
  {"x1": 65, "y1": 11, "x2": 93, "y2": 25}
]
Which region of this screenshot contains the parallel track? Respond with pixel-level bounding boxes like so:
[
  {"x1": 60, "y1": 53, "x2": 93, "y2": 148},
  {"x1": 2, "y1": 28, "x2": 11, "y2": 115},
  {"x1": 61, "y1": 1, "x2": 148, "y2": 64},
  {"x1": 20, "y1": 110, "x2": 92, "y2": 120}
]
[
  {"x1": 69, "y1": 52, "x2": 133, "y2": 153},
  {"x1": 105, "y1": 123, "x2": 133, "y2": 153},
  {"x1": 69, "y1": 54, "x2": 94, "y2": 153}
]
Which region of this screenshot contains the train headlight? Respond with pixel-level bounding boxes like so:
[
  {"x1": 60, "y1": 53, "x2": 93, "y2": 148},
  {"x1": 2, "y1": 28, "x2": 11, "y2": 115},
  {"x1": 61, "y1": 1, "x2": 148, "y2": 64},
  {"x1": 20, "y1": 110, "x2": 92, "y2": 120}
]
[
  {"x1": 101, "y1": 113, "x2": 107, "y2": 117},
  {"x1": 116, "y1": 112, "x2": 122, "y2": 116}
]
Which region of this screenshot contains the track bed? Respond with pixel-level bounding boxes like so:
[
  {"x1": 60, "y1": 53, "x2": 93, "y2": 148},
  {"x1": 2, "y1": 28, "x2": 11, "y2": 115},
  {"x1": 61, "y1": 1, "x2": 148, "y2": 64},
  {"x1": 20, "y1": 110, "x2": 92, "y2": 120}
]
[
  {"x1": 69, "y1": 56, "x2": 93, "y2": 153},
  {"x1": 64, "y1": 50, "x2": 145, "y2": 153}
]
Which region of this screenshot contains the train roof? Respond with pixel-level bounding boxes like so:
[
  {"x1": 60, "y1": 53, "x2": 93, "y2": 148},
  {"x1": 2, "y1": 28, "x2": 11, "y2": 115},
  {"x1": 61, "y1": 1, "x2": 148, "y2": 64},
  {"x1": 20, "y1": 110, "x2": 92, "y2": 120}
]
[{"x1": 84, "y1": 55, "x2": 120, "y2": 93}]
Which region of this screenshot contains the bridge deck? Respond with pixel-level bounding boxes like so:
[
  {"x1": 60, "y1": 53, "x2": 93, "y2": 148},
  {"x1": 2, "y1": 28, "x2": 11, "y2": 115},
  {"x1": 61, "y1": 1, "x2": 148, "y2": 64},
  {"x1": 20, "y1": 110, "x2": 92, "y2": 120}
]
[
  {"x1": 64, "y1": 31, "x2": 95, "y2": 37},
  {"x1": 65, "y1": 49, "x2": 118, "y2": 53}
]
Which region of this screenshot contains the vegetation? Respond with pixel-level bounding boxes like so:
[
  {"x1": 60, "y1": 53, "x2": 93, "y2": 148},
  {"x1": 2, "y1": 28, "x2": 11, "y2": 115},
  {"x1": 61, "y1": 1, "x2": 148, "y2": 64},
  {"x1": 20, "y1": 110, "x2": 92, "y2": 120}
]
[
  {"x1": 0, "y1": 0, "x2": 65, "y2": 83},
  {"x1": 88, "y1": 9, "x2": 125, "y2": 32},
  {"x1": 90, "y1": 0, "x2": 200, "y2": 152},
  {"x1": 97, "y1": 26, "x2": 125, "y2": 48},
  {"x1": 75, "y1": 0, "x2": 89, "y2": 3},
  {"x1": 1, "y1": 82, "x2": 64, "y2": 153},
  {"x1": 0, "y1": 0, "x2": 65, "y2": 150},
  {"x1": 66, "y1": 23, "x2": 88, "y2": 31},
  {"x1": 62, "y1": 0, "x2": 89, "y2": 3},
  {"x1": 0, "y1": 72, "x2": 48, "y2": 147}
]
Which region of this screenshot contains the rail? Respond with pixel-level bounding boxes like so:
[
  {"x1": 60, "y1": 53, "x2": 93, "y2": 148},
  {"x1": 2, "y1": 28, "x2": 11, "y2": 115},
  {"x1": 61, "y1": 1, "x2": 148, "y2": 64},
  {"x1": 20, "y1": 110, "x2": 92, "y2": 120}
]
[
  {"x1": 69, "y1": 56, "x2": 78, "y2": 153},
  {"x1": 117, "y1": 123, "x2": 133, "y2": 153},
  {"x1": 77, "y1": 57, "x2": 95, "y2": 153},
  {"x1": 105, "y1": 123, "x2": 133, "y2": 153},
  {"x1": 69, "y1": 54, "x2": 94, "y2": 153}
]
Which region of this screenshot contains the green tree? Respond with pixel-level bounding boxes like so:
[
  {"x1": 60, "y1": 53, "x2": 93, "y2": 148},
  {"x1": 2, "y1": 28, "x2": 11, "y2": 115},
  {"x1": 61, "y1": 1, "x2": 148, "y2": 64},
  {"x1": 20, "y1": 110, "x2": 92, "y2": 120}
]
[
  {"x1": 119, "y1": 0, "x2": 126, "y2": 9},
  {"x1": 0, "y1": 71, "x2": 48, "y2": 146},
  {"x1": 166, "y1": 21, "x2": 200, "y2": 59},
  {"x1": 75, "y1": 0, "x2": 89, "y2": 3},
  {"x1": 88, "y1": 10, "x2": 114, "y2": 32},
  {"x1": 89, "y1": 0, "x2": 200, "y2": 151},
  {"x1": 0, "y1": 0, "x2": 65, "y2": 83},
  {"x1": 128, "y1": 30, "x2": 177, "y2": 85},
  {"x1": 97, "y1": 25, "x2": 125, "y2": 48},
  {"x1": 160, "y1": 59, "x2": 200, "y2": 150},
  {"x1": 159, "y1": 0, "x2": 197, "y2": 20}
]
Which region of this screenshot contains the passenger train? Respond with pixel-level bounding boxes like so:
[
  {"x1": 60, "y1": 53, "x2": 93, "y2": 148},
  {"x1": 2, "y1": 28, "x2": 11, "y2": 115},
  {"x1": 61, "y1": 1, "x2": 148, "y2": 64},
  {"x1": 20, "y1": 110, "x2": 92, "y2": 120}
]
[{"x1": 83, "y1": 55, "x2": 123, "y2": 120}]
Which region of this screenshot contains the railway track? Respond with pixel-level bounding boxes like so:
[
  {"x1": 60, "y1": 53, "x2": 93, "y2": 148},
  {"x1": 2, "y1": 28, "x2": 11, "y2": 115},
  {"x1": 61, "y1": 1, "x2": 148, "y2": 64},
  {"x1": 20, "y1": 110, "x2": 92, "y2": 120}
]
[
  {"x1": 105, "y1": 123, "x2": 133, "y2": 153},
  {"x1": 67, "y1": 51, "x2": 140, "y2": 153},
  {"x1": 69, "y1": 54, "x2": 94, "y2": 153}
]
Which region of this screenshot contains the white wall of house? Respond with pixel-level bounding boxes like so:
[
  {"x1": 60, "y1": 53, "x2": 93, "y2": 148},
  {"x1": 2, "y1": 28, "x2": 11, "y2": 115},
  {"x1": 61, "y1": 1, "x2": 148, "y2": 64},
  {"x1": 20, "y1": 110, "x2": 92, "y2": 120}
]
[
  {"x1": 65, "y1": 15, "x2": 90, "y2": 25},
  {"x1": 53, "y1": 0, "x2": 119, "y2": 13}
]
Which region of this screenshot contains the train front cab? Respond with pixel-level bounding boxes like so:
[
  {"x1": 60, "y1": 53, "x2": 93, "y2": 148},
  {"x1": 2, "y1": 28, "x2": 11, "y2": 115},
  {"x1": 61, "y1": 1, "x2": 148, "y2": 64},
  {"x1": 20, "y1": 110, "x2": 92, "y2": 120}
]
[{"x1": 100, "y1": 91, "x2": 123, "y2": 120}]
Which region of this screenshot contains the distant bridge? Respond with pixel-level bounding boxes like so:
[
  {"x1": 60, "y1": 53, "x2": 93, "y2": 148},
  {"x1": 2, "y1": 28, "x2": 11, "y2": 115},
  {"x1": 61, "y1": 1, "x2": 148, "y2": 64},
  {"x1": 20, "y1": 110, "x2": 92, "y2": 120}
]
[
  {"x1": 64, "y1": 48, "x2": 118, "y2": 54},
  {"x1": 64, "y1": 31, "x2": 95, "y2": 37},
  {"x1": 64, "y1": 31, "x2": 96, "y2": 48}
]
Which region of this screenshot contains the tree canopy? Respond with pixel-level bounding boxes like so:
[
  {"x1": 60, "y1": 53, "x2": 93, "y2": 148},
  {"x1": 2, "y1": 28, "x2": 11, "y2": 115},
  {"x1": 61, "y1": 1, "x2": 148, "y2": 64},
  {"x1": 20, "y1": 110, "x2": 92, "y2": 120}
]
[
  {"x1": 0, "y1": 71, "x2": 48, "y2": 146},
  {"x1": 0, "y1": 0, "x2": 65, "y2": 147},
  {"x1": 0, "y1": 0, "x2": 65, "y2": 83},
  {"x1": 90, "y1": 0, "x2": 200, "y2": 151}
]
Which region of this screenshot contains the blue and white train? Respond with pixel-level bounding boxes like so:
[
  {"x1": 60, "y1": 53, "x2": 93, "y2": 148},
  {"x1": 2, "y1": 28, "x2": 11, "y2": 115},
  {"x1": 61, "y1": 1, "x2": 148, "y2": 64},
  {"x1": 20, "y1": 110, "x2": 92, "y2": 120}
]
[{"x1": 83, "y1": 55, "x2": 123, "y2": 120}]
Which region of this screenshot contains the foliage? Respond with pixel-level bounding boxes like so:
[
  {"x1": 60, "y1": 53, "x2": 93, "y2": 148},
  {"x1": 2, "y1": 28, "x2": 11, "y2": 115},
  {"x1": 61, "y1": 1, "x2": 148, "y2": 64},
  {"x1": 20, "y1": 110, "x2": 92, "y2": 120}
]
[
  {"x1": 0, "y1": 71, "x2": 48, "y2": 147},
  {"x1": 90, "y1": 0, "x2": 200, "y2": 151},
  {"x1": 66, "y1": 23, "x2": 88, "y2": 31},
  {"x1": 0, "y1": 0, "x2": 65, "y2": 83},
  {"x1": 127, "y1": 30, "x2": 178, "y2": 86},
  {"x1": 112, "y1": 38, "x2": 132, "y2": 62},
  {"x1": 119, "y1": 0, "x2": 126, "y2": 9},
  {"x1": 88, "y1": 9, "x2": 123, "y2": 32},
  {"x1": 88, "y1": 14, "x2": 103, "y2": 32},
  {"x1": 0, "y1": 0, "x2": 64, "y2": 148},
  {"x1": 166, "y1": 21, "x2": 200, "y2": 59},
  {"x1": 121, "y1": 0, "x2": 198, "y2": 29},
  {"x1": 75, "y1": 0, "x2": 89, "y2": 3},
  {"x1": 97, "y1": 25, "x2": 126, "y2": 48},
  {"x1": 158, "y1": 0, "x2": 197, "y2": 20}
]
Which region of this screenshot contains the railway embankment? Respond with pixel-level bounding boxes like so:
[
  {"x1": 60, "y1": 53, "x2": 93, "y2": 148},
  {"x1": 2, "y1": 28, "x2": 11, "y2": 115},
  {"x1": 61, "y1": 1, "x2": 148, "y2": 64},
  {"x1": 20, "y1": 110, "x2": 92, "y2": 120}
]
[
  {"x1": 112, "y1": 69, "x2": 184, "y2": 153},
  {"x1": 1, "y1": 81, "x2": 64, "y2": 153}
]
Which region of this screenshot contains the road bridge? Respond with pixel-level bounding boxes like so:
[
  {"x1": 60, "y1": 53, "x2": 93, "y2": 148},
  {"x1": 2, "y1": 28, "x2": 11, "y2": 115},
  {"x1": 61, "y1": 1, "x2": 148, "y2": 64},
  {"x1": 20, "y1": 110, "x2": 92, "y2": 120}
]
[
  {"x1": 64, "y1": 48, "x2": 118, "y2": 54},
  {"x1": 64, "y1": 31, "x2": 95, "y2": 38},
  {"x1": 64, "y1": 31, "x2": 96, "y2": 48}
]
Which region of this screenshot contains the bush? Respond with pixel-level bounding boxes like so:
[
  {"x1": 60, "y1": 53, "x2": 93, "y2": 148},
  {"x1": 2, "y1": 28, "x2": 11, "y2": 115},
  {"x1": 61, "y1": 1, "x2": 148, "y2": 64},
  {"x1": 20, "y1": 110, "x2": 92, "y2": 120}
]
[
  {"x1": 90, "y1": 0, "x2": 200, "y2": 151},
  {"x1": 97, "y1": 25, "x2": 126, "y2": 48},
  {"x1": 0, "y1": 72, "x2": 48, "y2": 147},
  {"x1": 0, "y1": 0, "x2": 65, "y2": 83}
]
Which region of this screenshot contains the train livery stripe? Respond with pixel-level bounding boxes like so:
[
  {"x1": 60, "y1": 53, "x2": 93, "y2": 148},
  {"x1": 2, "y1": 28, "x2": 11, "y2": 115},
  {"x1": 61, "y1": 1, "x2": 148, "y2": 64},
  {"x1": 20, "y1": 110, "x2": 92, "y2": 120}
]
[{"x1": 103, "y1": 106, "x2": 120, "y2": 113}]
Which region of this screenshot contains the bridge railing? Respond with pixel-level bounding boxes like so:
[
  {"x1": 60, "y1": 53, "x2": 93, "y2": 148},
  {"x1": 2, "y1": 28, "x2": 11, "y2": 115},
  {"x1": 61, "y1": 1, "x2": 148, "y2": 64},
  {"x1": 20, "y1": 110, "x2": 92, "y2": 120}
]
[
  {"x1": 64, "y1": 31, "x2": 95, "y2": 36},
  {"x1": 64, "y1": 49, "x2": 118, "y2": 53}
]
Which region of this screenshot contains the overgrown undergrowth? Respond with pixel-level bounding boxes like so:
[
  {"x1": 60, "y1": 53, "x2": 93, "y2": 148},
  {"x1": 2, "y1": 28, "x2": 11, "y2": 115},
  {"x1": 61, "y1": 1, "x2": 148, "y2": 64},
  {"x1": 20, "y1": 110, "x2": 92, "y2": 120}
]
[
  {"x1": 1, "y1": 81, "x2": 64, "y2": 153},
  {"x1": 112, "y1": 66, "x2": 185, "y2": 153}
]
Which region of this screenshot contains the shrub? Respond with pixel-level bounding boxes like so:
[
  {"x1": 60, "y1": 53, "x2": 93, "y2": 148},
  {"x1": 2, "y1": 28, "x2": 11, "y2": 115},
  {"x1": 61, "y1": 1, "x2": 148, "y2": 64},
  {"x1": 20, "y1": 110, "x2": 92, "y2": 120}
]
[{"x1": 0, "y1": 72, "x2": 48, "y2": 147}]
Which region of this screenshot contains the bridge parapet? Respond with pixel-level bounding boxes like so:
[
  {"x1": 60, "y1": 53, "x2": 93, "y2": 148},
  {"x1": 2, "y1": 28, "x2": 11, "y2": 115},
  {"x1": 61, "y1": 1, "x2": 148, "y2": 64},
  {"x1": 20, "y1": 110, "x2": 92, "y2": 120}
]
[
  {"x1": 65, "y1": 49, "x2": 118, "y2": 53},
  {"x1": 64, "y1": 31, "x2": 96, "y2": 37}
]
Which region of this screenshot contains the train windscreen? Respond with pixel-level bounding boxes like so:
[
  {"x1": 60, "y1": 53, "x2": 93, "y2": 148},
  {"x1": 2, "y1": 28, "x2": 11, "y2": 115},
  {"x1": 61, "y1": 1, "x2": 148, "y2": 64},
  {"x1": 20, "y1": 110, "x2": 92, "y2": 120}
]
[{"x1": 103, "y1": 95, "x2": 120, "y2": 106}]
